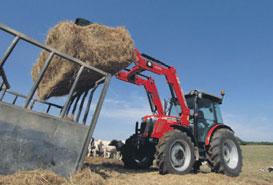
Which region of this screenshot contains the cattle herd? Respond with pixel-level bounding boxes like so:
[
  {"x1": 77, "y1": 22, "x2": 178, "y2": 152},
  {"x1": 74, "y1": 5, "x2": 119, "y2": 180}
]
[{"x1": 87, "y1": 138, "x2": 125, "y2": 160}]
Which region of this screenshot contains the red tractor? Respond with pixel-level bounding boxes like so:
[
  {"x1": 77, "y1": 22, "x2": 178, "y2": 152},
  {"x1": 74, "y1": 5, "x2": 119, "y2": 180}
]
[{"x1": 116, "y1": 50, "x2": 242, "y2": 176}]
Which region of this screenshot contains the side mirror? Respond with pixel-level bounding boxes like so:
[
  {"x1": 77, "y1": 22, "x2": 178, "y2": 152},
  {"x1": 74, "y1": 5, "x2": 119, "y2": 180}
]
[
  {"x1": 220, "y1": 89, "x2": 225, "y2": 103},
  {"x1": 220, "y1": 90, "x2": 225, "y2": 97}
]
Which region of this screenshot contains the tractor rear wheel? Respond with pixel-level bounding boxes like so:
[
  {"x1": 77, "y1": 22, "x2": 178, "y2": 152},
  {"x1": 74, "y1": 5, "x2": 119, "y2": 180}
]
[
  {"x1": 156, "y1": 130, "x2": 195, "y2": 174},
  {"x1": 207, "y1": 129, "x2": 242, "y2": 176},
  {"x1": 121, "y1": 134, "x2": 155, "y2": 169}
]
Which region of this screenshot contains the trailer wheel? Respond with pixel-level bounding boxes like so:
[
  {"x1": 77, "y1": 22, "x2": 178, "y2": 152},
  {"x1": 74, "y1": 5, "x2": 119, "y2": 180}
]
[
  {"x1": 156, "y1": 130, "x2": 195, "y2": 174},
  {"x1": 121, "y1": 135, "x2": 155, "y2": 169},
  {"x1": 207, "y1": 129, "x2": 242, "y2": 176}
]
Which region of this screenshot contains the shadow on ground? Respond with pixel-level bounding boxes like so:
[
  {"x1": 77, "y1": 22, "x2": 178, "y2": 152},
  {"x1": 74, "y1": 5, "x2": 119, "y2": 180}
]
[{"x1": 84, "y1": 157, "x2": 211, "y2": 180}]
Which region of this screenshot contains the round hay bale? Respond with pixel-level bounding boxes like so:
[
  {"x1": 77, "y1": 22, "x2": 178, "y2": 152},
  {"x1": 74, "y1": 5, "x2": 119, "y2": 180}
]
[{"x1": 32, "y1": 21, "x2": 135, "y2": 100}]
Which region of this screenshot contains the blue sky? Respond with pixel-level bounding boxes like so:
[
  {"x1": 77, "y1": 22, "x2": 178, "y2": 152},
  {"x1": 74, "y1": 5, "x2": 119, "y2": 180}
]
[{"x1": 1, "y1": 1, "x2": 273, "y2": 141}]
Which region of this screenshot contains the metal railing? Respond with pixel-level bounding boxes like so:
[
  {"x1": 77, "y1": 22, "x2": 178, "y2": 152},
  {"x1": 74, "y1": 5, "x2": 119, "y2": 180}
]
[
  {"x1": 0, "y1": 23, "x2": 113, "y2": 171},
  {"x1": 0, "y1": 68, "x2": 10, "y2": 89}
]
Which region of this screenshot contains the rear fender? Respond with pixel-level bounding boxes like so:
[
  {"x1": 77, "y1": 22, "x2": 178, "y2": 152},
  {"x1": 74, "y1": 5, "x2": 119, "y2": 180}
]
[{"x1": 205, "y1": 124, "x2": 233, "y2": 146}]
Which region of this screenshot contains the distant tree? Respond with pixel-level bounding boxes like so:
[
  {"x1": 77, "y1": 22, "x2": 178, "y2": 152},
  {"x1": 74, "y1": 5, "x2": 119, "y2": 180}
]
[
  {"x1": 236, "y1": 136, "x2": 273, "y2": 145},
  {"x1": 236, "y1": 137, "x2": 247, "y2": 145}
]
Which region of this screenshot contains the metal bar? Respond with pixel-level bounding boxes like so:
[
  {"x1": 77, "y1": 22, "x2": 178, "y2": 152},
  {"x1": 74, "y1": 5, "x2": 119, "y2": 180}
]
[
  {"x1": 0, "y1": 89, "x2": 64, "y2": 110},
  {"x1": 0, "y1": 68, "x2": 10, "y2": 89},
  {"x1": 7, "y1": 89, "x2": 63, "y2": 109},
  {"x1": 46, "y1": 104, "x2": 51, "y2": 113},
  {"x1": 0, "y1": 24, "x2": 107, "y2": 75},
  {"x1": 24, "y1": 52, "x2": 54, "y2": 108},
  {"x1": 76, "y1": 90, "x2": 88, "y2": 122},
  {"x1": 141, "y1": 53, "x2": 170, "y2": 68},
  {"x1": 81, "y1": 77, "x2": 106, "y2": 123},
  {"x1": 168, "y1": 83, "x2": 177, "y2": 103},
  {"x1": 0, "y1": 81, "x2": 4, "y2": 90},
  {"x1": 0, "y1": 88, "x2": 7, "y2": 101},
  {"x1": 124, "y1": 68, "x2": 150, "y2": 79},
  {"x1": 5, "y1": 89, "x2": 27, "y2": 99},
  {"x1": 76, "y1": 74, "x2": 111, "y2": 171},
  {"x1": 146, "y1": 91, "x2": 155, "y2": 114},
  {"x1": 30, "y1": 99, "x2": 36, "y2": 110},
  {"x1": 82, "y1": 86, "x2": 97, "y2": 124},
  {"x1": 0, "y1": 36, "x2": 20, "y2": 69},
  {"x1": 65, "y1": 93, "x2": 78, "y2": 116},
  {"x1": 12, "y1": 96, "x2": 18, "y2": 104},
  {"x1": 71, "y1": 94, "x2": 81, "y2": 116},
  {"x1": 33, "y1": 98, "x2": 63, "y2": 109},
  {"x1": 60, "y1": 66, "x2": 84, "y2": 118}
]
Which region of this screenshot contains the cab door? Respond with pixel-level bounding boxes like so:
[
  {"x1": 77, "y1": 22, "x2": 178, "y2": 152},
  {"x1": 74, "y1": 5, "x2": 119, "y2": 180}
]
[{"x1": 196, "y1": 98, "x2": 216, "y2": 143}]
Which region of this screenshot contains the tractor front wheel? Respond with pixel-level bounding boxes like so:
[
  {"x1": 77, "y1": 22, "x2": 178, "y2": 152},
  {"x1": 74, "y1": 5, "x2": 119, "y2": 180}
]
[
  {"x1": 207, "y1": 129, "x2": 242, "y2": 176},
  {"x1": 156, "y1": 130, "x2": 195, "y2": 174},
  {"x1": 121, "y1": 134, "x2": 155, "y2": 169}
]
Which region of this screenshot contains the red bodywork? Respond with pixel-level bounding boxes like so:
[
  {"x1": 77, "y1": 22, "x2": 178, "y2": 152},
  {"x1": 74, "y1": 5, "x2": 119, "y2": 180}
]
[
  {"x1": 116, "y1": 49, "x2": 190, "y2": 139},
  {"x1": 142, "y1": 115, "x2": 178, "y2": 138},
  {"x1": 205, "y1": 124, "x2": 220, "y2": 146},
  {"x1": 205, "y1": 124, "x2": 233, "y2": 146}
]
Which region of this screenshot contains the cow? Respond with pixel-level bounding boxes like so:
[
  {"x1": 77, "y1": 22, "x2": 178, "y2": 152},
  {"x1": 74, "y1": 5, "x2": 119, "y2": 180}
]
[
  {"x1": 87, "y1": 137, "x2": 95, "y2": 157},
  {"x1": 87, "y1": 138, "x2": 125, "y2": 160},
  {"x1": 109, "y1": 140, "x2": 124, "y2": 160}
]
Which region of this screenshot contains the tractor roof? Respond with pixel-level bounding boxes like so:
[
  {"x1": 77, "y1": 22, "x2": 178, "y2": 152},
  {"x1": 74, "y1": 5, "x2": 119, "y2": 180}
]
[{"x1": 185, "y1": 90, "x2": 223, "y2": 104}]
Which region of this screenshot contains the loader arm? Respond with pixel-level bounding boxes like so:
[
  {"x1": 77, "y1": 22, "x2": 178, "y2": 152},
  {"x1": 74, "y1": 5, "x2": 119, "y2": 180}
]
[
  {"x1": 116, "y1": 49, "x2": 190, "y2": 126},
  {"x1": 117, "y1": 70, "x2": 164, "y2": 116}
]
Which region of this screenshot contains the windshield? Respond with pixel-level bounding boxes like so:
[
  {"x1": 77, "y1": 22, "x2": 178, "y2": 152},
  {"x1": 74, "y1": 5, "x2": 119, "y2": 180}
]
[
  {"x1": 169, "y1": 96, "x2": 223, "y2": 124},
  {"x1": 186, "y1": 96, "x2": 223, "y2": 123},
  {"x1": 168, "y1": 97, "x2": 194, "y2": 117},
  {"x1": 198, "y1": 98, "x2": 215, "y2": 121}
]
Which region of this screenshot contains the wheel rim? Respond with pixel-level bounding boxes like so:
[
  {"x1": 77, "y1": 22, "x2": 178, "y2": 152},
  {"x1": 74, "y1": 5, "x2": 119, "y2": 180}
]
[
  {"x1": 169, "y1": 141, "x2": 191, "y2": 171},
  {"x1": 134, "y1": 156, "x2": 148, "y2": 164},
  {"x1": 223, "y1": 139, "x2": 239, "y2": 169}
]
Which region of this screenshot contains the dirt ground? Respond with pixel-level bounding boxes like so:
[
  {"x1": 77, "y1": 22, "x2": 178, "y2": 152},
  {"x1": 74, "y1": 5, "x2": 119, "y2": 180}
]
[{"x1": 0, "y1": 145, "x2": 272, "y2": 185}]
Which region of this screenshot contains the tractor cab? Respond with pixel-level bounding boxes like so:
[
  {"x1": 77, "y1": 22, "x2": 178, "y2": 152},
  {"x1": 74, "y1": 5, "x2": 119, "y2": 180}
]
[{"x1": 185, "y1": 90, "x2": 224, "y2": 143}]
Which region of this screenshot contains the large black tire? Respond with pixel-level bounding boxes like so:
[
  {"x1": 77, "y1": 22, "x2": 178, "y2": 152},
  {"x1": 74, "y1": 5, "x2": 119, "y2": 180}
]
[
  {"x1": 121, "y1": 134, "x2": 155, "y2": 169},
  {"x1": 207, "y1": 128, "x2": 243, "y2": 176},
  {"x1": 156, "y1": 130, "x2": 195, "y2": 175}
]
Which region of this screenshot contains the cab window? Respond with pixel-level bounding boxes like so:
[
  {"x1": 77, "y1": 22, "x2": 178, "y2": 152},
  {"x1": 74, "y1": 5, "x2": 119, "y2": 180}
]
[
  {"x1": 214, "y1": 104, "x2": 223, "y2": 123},
  {"x1": 198, "y1": 98, "x2": 224, "y2": 124},
  {"x1": 196, "y1": 98, "x2": 216, "y2": 142},
  {"x1": 198, "y1": 98, "x2": 215, "y2": 122}
]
